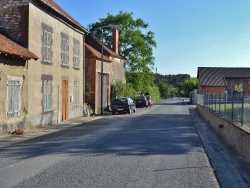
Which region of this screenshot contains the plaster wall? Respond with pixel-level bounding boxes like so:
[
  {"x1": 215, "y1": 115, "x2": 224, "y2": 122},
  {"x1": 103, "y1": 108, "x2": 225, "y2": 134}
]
[
  {"x1": 27, "y1": 3, "x2": 84, "y2": 126},
  {"x1": 0, "y1": 56, "x2": 28, "y2": 134}
]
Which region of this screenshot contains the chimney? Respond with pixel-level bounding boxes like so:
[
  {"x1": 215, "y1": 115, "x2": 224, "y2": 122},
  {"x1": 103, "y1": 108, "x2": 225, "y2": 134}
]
[{"x1": 112, "y1": 28, "x2": 119, "y2": 54}]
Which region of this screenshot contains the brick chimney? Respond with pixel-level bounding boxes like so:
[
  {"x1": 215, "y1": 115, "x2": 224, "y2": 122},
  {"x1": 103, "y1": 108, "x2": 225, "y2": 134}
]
[{"x1": 112, "y1": 28, "x2": 119, "y2": 54}]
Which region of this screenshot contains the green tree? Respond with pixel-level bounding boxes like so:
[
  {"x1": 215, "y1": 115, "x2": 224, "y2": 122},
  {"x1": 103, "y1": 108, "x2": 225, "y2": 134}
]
[
  {"x1": 158, "y1": 80, "x2": 168, "y2": 97},
  {"x1": 182, "y1": 78, "x2": 198, "y2": 97},
  {"x1": 88, "y1": 11, "x2": 157, "y2": 73},
  {"x1": 234, "y1": 84, "x2": 244, "y2": 93}
]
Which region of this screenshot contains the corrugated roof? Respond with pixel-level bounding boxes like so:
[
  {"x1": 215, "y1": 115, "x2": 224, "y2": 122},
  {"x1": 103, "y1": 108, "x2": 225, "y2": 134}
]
[
  {"x1": 197, "y1": 67, "x2": 250, "y2": 86},
  {"x1": 85, "y1": 44, "x2": 111, "y2": 62},
  {"x1": 37, "y1": 0, "x2": 88, "y2": 34},
  {"x1": 85, "y1": 34, "x2": 125, "y2": 60},
  {"x1": 0, "y1": 33, "x2": 38, "y2": 60}
]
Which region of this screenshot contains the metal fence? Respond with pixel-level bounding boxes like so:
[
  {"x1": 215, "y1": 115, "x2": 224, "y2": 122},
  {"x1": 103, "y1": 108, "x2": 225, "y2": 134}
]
[{"x1": 197, "y1": 93, "x2": 250, "y2": 128}]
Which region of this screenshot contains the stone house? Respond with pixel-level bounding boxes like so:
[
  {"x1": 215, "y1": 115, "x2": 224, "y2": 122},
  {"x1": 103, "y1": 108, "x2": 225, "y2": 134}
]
[
  {"x1": 0, "y1": 33, "x2": 38, "y2": 134},
  {"x1": 0, "y1": 0, "x2": 88, "y2": 133},
  {"x1": 197, "y1": 67, "x2": 250, "y2": 95},
  {"x1": 85, "y1": 32, "x2": 126, "y2": 114}
]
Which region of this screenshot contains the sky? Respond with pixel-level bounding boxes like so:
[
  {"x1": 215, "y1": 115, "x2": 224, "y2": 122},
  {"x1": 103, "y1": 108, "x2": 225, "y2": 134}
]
[{"x1": 55, "y1": 0, "x2": 250, "y2": 77}]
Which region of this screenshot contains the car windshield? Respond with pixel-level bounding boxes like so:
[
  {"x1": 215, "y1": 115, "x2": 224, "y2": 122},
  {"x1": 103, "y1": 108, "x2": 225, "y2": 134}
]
[
  {"x1": 136, "y1": 96, "x2": 145, "y2": 100},
  {"x1": 112, "y1": 98, "x2": 128, "y2": 105}
]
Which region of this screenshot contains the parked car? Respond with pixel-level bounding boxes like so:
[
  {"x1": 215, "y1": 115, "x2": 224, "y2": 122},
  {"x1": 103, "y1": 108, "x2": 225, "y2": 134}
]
[
  {"x1": 111, "y1": 97, "x2": 136, "y2": 115},
  {"x1": 145, "y1": 95, "x2": 153, "y2": 106},
  {"x1": 135, "y1": 96, "x2": 148, "y2": 108}
]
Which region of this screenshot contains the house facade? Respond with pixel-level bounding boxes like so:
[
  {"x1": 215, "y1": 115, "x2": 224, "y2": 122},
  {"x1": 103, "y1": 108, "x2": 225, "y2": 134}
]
[
  {"x1": 0, "y1": 33, "x2": 38, "y2": 134},
  {"x1": 85, "y1": 32, "x2": 126, "y2": 114},
  {"x1": 0, "y1": 0, "x2": 88, "y2": 132},
  {"x1": 197, "y1": 67, "x2": 250, "y2": 95}
]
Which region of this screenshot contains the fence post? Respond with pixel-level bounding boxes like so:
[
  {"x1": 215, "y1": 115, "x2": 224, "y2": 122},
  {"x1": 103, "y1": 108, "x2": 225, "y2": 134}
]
[
  {"x1": 241, "y1": 94, "x2": 244, "y2": 125},
  {"x1": 224, "y1": 93, "x2": 226, "y2": 117},
  {"x1": 232, "y1": 94, "x2": 234, "y2": 121},
  {"x1": 219, "y1": 93, "x2": 221, "y2": 115}
]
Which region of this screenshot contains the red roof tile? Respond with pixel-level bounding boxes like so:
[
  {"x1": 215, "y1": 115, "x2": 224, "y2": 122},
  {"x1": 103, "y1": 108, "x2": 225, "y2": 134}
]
[
  {"x1": 0, "y1": 33, "x2": 38, "y2": 60},
  {"x1": 85, "y1": 44, "x2": 111, "y2": 62}
]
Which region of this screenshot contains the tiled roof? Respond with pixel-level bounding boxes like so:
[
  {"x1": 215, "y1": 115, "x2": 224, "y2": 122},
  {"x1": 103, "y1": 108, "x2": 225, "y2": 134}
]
[
  {"x1": 197, "y1": 67, "x2": 250, "y2": 86},
  {"x1": 0, "y1": 33, "x2": 38, "y2": 60},
  {"x1": 85, "y1": 44, "x2": 111, "y2": 62},
  {"x1": 85, "y1": 34, "x2": 125, "y2": 60},
  {"x1": 37, "y1": 0, "x2": 88, "y2": 34}
]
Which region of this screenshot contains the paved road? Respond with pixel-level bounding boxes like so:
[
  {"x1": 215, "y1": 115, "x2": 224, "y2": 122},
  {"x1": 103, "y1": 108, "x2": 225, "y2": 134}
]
[{"x1": 0, "y1": 98, "x2": 248, "y2": 187}]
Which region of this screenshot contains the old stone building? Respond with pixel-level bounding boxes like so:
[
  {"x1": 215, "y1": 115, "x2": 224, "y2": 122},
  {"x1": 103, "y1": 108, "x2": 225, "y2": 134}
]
[
  {"x1": 85, "y1": 32, "x2": 126, "y2": 114},
  {"x1": 0, "y1": 33, "x2": 38, "y2": 134},
  {"x1": 0, "y1": 0, "x2": 88, "y2": 134}
]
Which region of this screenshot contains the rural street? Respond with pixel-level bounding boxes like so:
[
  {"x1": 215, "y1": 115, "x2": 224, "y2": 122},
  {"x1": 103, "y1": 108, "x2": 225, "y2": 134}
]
[{"x1": 0, "y1": 98, "x2": 250, "y2": 187}]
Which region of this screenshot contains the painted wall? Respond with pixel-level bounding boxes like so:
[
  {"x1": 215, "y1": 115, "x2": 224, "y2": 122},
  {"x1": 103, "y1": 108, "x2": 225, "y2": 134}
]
[
  {"x1": 27, "y1": 2, "x2": 85, "y2": 126},
  {"x1": 0, "y1": 56, "x2": 28, "y2": 134}
]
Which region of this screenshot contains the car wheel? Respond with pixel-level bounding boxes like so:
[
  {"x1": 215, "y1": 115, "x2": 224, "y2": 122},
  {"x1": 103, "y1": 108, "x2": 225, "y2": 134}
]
[{"x1": 112, "y1": 111, "x2": 115, "y2": 115}]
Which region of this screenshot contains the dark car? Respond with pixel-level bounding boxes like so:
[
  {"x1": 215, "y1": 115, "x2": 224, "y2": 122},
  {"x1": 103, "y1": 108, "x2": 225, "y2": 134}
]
[
  {"x1": 145, "y1": 95, "x2": 153, "y2": 106},
  {"x1": 135, "y1": 96, "x2": 148, "y2": 108},
  {"x1": 111, "y1": 97, "x2": 136, "y2": 115}
]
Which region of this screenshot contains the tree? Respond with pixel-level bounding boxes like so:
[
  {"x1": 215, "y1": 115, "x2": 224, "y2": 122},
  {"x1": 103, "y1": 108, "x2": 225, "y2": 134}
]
[
  {"x1": 88, "y1": 11, "x2": 157, "y2": 73},
  {"x1": 234, "y1": 84, "x2": 244, "y2": 93},
  {"x1": 182, "y1": 78, "x2": 198, "y2": 97}
]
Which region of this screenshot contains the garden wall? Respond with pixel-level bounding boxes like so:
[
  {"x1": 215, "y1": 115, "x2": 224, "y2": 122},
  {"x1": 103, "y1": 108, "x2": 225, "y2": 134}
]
[{"x1": 196, "y1": 103, "x2": 250, "y2": 160}]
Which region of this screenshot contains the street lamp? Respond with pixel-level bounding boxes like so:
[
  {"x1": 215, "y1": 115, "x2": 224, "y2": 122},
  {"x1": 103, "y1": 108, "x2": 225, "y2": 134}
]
[{"x1": 97, "y1": 25, "x2": 117, "y2": 114}]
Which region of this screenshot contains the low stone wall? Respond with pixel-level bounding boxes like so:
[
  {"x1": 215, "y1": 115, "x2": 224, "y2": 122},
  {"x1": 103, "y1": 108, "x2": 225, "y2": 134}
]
[{"x1": 196, "y1": 103, "x2": 250, "y2": 159}]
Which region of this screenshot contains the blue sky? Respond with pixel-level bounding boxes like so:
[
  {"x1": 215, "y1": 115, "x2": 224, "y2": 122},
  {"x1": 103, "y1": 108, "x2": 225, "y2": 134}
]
[{"x1": 55, "y1": 0, "x2": 250, "y2": 77}]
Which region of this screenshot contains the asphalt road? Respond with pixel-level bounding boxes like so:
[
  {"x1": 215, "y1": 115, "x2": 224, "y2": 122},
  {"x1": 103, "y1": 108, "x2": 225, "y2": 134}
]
[{"x1": 0, "y1": 98, "x2": 249, "y2": 187}]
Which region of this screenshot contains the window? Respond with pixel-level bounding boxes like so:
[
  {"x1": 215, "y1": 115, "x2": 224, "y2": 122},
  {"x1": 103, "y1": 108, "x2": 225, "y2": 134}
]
[
  {"x1": 43, "y1": 30, "x2": 52, "y2": 63},
  {"x1": 73, "y1": 39, "x2": 80, "y2": 68},
  {"x1": 7, "y1": 80, "x2": 21, "y2": 118},
  {"x1": 73, "y1": 81, "x2": 79, "y2": 107},
  {"x1": 42, "y1": 80, "x2": 52, "y2": 111},
  {"x1": 61, "y1": 36, "x2": 69, "y2": 66}
]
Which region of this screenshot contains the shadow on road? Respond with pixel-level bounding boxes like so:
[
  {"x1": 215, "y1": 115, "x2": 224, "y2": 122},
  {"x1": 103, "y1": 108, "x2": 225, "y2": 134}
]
[{"x1": 0, "y1": 106, "x2": 202, "y2": 161}]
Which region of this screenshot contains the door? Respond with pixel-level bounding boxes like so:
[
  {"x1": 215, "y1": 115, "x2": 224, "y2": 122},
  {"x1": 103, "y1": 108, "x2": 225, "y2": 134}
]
[
  {"x1": 97, "y1": 73, "x2": 109, "y2": 113},
  {"x1": 62, "y1": 80, "x2": 68, "y2": 121}
]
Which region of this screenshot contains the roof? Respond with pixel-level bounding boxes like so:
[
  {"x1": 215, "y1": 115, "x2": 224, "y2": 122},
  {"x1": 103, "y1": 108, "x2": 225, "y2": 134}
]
[
  {"x1": 85, "y1": 44, "x2": 111, "y2": 62},
  {"x1": 85, "y1": 34, "x2": 126, "y2": 60},
  {"x1": 197, "y1": 67, "x2": 250, "y2": 86},
  {"x1": 36, "y1": 0, "x2": 88, "y2": 34},
  {"x1": 0, "y1": 33, "x2": 38, "y2": 60}
]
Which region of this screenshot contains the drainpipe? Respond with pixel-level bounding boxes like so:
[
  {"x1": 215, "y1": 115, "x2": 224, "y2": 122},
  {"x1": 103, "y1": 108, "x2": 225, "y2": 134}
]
[{"x1": 82, "y1": 35, "x2": 86, "y2": 116}]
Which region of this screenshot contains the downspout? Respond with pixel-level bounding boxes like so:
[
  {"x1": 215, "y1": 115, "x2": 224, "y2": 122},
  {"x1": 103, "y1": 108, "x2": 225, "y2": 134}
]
[{"x1": 82, "y1": 34, "x2": 88, "y2": 116}]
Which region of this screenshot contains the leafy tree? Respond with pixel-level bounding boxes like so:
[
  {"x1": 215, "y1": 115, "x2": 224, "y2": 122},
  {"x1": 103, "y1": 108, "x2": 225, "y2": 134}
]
[
  {"x1": 88, "y1": 11, "x2": 157, "y2": 73},
  {"x1": 158, "y1": 80, "x2": 168, "y2": 97},
  {"x1": 182, "y1": 78, "x2": 198, "y2": 96},
  {"x1": 234, "y1": 84, "x2": 244, "y2": 93}
]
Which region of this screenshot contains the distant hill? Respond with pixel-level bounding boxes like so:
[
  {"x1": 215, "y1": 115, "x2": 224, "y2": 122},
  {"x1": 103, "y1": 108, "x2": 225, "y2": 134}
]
[{"x1": 157, "y1": 74, "x2": 190, "y2": 87}]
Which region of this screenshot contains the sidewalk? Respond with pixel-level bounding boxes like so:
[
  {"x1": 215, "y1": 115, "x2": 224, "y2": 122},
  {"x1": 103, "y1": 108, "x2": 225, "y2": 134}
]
[{"x1": 0, "y1": 116, "x2": 101, "y2": 148}]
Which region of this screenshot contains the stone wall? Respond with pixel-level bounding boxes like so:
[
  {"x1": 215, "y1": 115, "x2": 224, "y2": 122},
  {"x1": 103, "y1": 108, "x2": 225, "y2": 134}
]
[
  {"x1": 196, "y1": 103, "x2": 250, "y2": 159},
  {"x1": 0, "y1": 0, "x2": 29, "y2": 47}
]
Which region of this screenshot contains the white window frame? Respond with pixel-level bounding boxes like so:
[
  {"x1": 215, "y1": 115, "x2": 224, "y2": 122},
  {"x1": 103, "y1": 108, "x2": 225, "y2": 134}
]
[
  {"x1": 62, "y1": 37, "x2": 69, "y2": 66},
  {"x1": 43, "y1": 30, "x2": 52, "y2": 63},
  {"x1": 7, "y1": 77, "x2": 21, "y2": 118},
  {"x1": 42, "y1": 80, "x2": 52, "y2": 112},
  {"x1": 73, "y1": 41, "x2": 80, "y2": 68}
]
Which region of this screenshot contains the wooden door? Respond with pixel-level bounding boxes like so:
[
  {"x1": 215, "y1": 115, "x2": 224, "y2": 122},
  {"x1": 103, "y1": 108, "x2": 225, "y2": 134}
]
[{"x1": 62, "y1": 80, "x2": 68, "y2": 121}]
